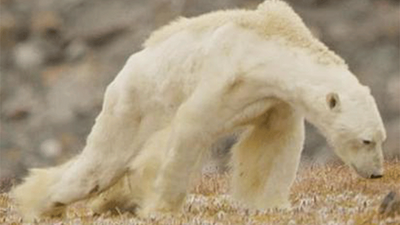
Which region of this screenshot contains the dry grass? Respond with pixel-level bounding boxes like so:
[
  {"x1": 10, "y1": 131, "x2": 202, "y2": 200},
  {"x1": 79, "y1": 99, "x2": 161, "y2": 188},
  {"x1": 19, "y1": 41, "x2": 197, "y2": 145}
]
[{"x1": 1, "y1": 161, "x2": 399, "y2": 225}]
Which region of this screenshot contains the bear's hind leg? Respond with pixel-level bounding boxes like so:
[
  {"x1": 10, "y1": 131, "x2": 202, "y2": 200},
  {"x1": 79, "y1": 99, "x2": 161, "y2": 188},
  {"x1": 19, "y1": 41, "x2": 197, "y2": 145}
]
[
  {"x1": 88, "y1": 173, "x2": 139, "y2": 215},
  {"x1": 231, "y1": 103, "x2": 305, "y2": 210},
  {"x1": 89, "y1": 127, "x2": 171, "y2": 215},
  {"x1": 12, "y1": 82, "x2": 150, "y2": 221},
  {"x1": 11, "y1": 159, "x2": 76, "y2": 220}
]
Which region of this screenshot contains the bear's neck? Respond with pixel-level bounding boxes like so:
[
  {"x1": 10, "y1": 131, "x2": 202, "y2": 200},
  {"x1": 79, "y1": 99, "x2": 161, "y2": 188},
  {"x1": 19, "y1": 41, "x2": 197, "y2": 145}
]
[{"x1": 241, "y1": 43, "x2": 359, "y2": 135}]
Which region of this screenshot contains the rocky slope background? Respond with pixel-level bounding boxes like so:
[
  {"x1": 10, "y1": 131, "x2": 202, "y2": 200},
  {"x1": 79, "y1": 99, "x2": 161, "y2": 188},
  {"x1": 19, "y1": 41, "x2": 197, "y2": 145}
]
[{"x1": 0, "y1": 0, "x2": 399, "y2": 190}]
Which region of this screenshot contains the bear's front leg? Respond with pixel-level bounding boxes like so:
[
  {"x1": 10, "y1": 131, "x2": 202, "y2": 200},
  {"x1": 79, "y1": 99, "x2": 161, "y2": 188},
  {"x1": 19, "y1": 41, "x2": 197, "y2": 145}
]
[
  {"x1": 231, "y1": 103, "x2": 305, "y2": 210},
  {"x1": 139, "y1": 87, "x2": 235, "y2": 216},
  {"x1": 141, "y1": 116, "x2": 214, "y2": 215}
]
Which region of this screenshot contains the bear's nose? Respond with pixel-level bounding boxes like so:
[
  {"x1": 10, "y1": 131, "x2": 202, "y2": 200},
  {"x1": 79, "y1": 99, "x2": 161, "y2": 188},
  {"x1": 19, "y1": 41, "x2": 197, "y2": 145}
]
[{"x1": 370, "y1": 174, "x2": 383, "y2": 179}]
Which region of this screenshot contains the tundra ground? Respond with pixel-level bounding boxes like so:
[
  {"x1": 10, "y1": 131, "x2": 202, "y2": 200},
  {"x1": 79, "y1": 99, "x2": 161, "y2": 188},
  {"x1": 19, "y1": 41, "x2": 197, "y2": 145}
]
[{"x1": 1, "y1": 161, "x2": 399, "y2": 225}]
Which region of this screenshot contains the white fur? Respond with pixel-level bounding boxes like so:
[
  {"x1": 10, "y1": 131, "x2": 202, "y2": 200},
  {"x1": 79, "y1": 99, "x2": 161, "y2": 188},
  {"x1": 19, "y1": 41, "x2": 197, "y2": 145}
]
[{"x1": 12, "y1": 0, "x2": 386, "y2": 221}]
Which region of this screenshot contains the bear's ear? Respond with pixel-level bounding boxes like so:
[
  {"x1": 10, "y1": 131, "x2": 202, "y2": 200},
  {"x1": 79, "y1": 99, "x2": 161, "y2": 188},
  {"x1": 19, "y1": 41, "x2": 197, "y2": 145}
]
[{"x1": 326, "y1": 92, "x2": 341, "y2": 112}]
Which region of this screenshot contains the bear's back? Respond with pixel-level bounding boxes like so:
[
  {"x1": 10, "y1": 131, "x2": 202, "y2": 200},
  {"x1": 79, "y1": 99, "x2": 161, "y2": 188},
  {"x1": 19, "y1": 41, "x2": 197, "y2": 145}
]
[{"x1": 143, "y1": 0, "x2": 344, "y2": 66}]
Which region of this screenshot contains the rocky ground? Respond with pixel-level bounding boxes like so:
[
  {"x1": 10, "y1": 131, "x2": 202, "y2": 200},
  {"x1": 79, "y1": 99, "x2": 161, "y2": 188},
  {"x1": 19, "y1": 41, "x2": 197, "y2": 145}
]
[
  {"x1": 1, "y1": 161, "x2": 399, "y2": 224},
  {"x1": 0, "y1": 0, "x2": 399, "y2": 188}
]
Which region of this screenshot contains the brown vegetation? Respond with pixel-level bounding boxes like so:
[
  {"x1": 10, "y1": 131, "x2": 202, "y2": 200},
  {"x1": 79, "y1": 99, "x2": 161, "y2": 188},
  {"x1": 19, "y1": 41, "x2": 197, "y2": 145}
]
[
  {"x1": 1, "y1": 161, "x2": 399, "y2": 224},
  {"x1": 1, "y1": 0, "x2": 399, "y2": 183}
]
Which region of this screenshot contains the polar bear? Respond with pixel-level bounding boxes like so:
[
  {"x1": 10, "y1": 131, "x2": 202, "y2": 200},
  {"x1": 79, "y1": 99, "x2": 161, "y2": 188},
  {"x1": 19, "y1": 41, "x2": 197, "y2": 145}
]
[{"x1": 12, "y1": 0, "x2": 386, "y2": 221}]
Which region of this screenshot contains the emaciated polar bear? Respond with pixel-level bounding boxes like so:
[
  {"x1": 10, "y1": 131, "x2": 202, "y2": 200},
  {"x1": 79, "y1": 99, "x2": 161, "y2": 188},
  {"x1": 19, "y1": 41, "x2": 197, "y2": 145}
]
[{"x1": 13, "y1": 0, "x2": 386, "y2": 221}]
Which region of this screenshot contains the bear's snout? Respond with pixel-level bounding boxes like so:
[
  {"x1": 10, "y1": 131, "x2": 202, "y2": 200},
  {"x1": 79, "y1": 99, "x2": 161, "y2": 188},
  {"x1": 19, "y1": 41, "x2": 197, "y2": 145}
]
[
  {"x1": 350, "y1": 163, "x2": 384, "y2": 179},
  {"x1": 370, "y1": 174, "x2": 383, "y2": 179}
]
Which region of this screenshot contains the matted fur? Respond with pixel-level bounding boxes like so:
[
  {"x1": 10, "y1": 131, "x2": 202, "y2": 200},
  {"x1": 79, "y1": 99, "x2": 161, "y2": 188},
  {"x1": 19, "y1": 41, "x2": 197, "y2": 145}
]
[
  {"x1": 145, "y1": 0, "x2": 344, "y2": 65},
  {"x1": 12, "y1": 0, "x2": 385, "y2": 221}
]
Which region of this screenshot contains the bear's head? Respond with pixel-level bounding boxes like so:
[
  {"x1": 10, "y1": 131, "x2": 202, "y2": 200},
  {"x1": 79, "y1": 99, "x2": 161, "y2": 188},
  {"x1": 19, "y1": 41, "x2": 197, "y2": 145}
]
[{"x1": 323, "y1": 87, "x2": 386, "y2": 179}]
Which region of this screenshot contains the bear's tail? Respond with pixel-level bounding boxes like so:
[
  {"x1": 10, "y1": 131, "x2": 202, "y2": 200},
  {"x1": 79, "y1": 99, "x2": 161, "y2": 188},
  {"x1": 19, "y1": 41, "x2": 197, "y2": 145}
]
[{"x1": 11, "y1": 158, "x2": 76, "y2": 222}]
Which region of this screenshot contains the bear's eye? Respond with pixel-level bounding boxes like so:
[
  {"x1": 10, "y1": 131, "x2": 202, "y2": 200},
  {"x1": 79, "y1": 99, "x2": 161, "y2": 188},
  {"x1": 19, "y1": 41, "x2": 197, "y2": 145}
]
[{"x1": 362, "y1": 140, "x2": 372, "y2": 145}]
